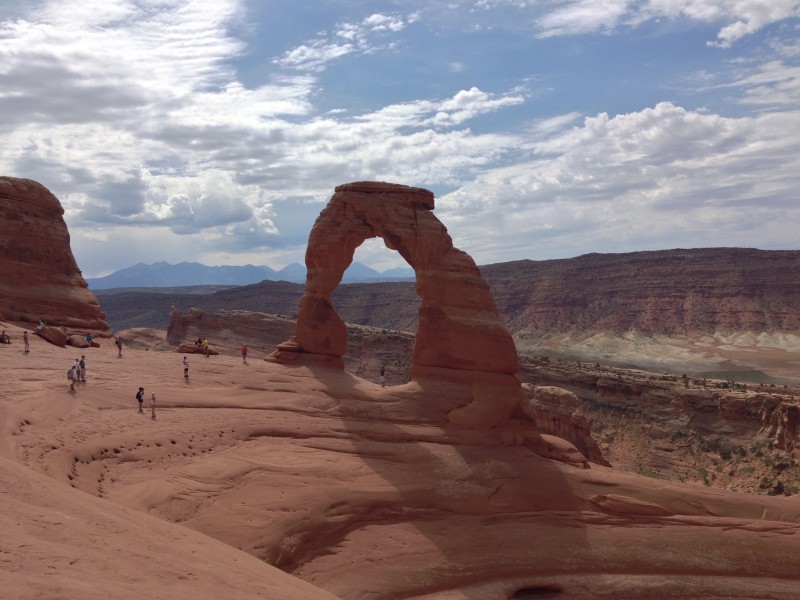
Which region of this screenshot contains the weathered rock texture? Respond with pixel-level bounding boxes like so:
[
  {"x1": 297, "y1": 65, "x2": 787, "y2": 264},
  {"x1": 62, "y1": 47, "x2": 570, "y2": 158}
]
[
  {"x1": 521, "y1": 355, "x2": 800, "y2": 493},
  {"x1": 272, "y1": 182, "x2": 522, "y2": 429},
  {"x1": 6, "y1": 328, "x2": 800, "y2": 599},
  {"x1": 484, "y1": 248, "x2": 800, "y2": 335},
  {"x1": 0, "y1": 177, "x2": 108, "y2": 332},
  {"x1": 167, "y1": 307, "x2": 295, "y2": 356},
  {"x1": 523, "y1": 384, "x2": 611, "y2": 466}
]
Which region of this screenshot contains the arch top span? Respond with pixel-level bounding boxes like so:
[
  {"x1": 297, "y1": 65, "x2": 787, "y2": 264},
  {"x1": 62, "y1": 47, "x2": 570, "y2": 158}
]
[
  {"x1": 335, "y1": 181, "x2": 435, "y2": 209},
  {"x1": 270, "y1": 181, "x2": 524, "y2": 429}
]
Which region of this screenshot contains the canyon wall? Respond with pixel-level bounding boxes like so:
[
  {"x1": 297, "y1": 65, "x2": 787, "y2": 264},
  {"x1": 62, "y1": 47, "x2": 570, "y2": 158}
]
[
  {"x1": 483, "y1": 248, "x2": 800, "y2": 335},
  {"x1": 98, "y1": 248, "x2": 800, "y2": 341}
]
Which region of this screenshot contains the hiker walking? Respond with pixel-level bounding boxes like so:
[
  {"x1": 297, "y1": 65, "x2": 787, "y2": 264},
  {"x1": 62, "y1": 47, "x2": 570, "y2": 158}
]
[
  {"x1": 241, "y1": 344, "x2": 248, "y2": 363},
  {"x1": 67, "y1": 365, "x2": 77, "y2": 391},
  {"x1": 183, "y1": 356, "x2": 189, "y2": 379},
  {"x1": 79, "y1": 355, "x2": 87, "y2": 382},
  {"x1": 380, "y1": 365, "x2": 386, "y2": 388},
  {"x1": 136, "y1": 387, "x2": 145, "y2": 413},
  {"x1": 23, "y1": 331, "x2": 29, "y2": 353},
  {"x1": 115, "y1": 335, "x2": 123, "y2": 357},
  {"x1": 202, "y1": 338, "x2": 209, "y2": 357},
  {"x1": 150, "y1": 392, "x2": 157, "y2": 420}
]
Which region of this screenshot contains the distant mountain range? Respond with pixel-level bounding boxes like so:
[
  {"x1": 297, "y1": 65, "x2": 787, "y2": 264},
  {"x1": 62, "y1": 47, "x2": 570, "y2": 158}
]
[{"x1": 86, "y1": 261, "x2": 415, "y2": 289}]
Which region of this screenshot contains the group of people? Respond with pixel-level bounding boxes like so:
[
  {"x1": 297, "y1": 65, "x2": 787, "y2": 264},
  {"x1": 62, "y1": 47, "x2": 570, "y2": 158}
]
[
  {"x1": 135, "y1": 386, "x2": 157, "y2": 419},
  {"x1": 195, "y1": 337, "x2": 210, "y2": 357},
  {"x1": 58, "y1": 332, "x2": 256, "y2": 416},
  {"x1": 1, "y1": 329, "x2": 31, "y2": 353},
  {"x1": 66, "y1": 355, "x2": 88, "y2": 391}
]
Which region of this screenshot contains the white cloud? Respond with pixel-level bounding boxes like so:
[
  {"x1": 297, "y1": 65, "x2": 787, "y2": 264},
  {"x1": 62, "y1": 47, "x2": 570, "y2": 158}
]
[
  {"x1": 536, "y1": 0, "x2": 630, "y2": 37},
  {"x1": 728, "y1": 60, "x2": 800, "y2": 106},
  {"x1": 0, "y1": 0, "x2": 316, "y2": 239},
  {"x1": 534, "y1": 0, "x2": 800, "y2": 46},
  {"x1": 274, "y1": 12, "x2": 409, "y2": 71},
  {"x1": 354, "y1": 87, "x2": 525, "y2": 130},
  {"x1": 438, "y1": 102, "x2": 800, "y2": 262},
  {"x1": 1, "y1": 0, "x2": 799, "y2": 278},
  {"x1": 273, "y1": 39, "x2": 355, "y2": 72}
]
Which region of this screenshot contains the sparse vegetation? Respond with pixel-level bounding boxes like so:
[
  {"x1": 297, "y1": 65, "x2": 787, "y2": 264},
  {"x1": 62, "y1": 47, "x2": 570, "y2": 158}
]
[
  {"x1": 639, "y1": 466, "x2": 658, "y2": 478},
  {"x1": 523, "y1": 354, "x2": 800, "y2": 498},
  {"x1": 697, "y1": 467, "x2": 710, "y2": 485}
]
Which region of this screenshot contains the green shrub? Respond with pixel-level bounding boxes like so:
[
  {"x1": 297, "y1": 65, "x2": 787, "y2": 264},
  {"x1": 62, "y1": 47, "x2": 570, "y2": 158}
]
[{"x1": 639, "y1": 466, "x2": 658, "y2": 478}]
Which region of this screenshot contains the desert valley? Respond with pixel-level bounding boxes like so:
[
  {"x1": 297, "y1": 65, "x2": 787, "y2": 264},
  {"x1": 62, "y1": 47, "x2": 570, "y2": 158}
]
[{"x1": 2, "y1": 176, "x2": 800, "y2": 599}]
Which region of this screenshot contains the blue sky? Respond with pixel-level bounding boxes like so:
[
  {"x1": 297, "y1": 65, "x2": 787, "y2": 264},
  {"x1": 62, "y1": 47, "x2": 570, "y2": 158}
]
[{"x1": 1, "y1": 1, "x2": 799, "y2": 277}]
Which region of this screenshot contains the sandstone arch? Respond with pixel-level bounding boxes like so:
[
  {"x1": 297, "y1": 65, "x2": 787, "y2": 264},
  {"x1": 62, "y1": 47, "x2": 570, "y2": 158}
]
[{"x1": 272, "y1": 181, "x2": 524, "y2": 429}]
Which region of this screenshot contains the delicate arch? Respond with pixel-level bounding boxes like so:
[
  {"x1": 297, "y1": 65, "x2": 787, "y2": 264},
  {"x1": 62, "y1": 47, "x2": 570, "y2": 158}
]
[
  {"x1": 271, "y1": 181, "x2": 522, "y2": 428},
  {"x1": 296, "y1": 182, "x2": 518, "y2": 373}
]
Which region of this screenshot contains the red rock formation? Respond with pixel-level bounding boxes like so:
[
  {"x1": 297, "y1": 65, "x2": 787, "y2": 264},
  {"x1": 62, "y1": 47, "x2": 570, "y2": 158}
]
[
  {"x1": 167, "y1": 306, "x2": 296, "y2": 352},
  {"x1": 35, "y1": 325, "x2": 68, "y2": 347},
  {"x1": 485, "y1": 248, "x2": 800, "y2": 335},
  {"x1": 773, "y1": 404, "x2": 799, "y2": 452},
  {"x1": 271, "y1": 182, "x2": 522, "y2": 430},
  {"x1": 0, "y1": 177, "x2": 108, "y2": 332},
  {"x1": 523, "y1": 384, "x2": 610, "y2": 466}
]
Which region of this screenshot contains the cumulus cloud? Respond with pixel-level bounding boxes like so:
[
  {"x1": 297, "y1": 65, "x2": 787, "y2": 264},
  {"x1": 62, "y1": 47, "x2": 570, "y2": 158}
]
[
  {"x1": 439, "y1": 102, "x2": 800, "y2": 262},
  {"x1": 1, "y1": 0, "x2": 799, "y2": 277},
  {"x1": 0, "y1": 1, "x2": 315, "y2": 241}
]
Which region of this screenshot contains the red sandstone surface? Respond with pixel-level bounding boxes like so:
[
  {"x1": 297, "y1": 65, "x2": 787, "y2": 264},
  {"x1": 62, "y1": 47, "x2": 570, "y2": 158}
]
[{"x1": 3, "y1": 320, "x2": 800, "y2": 599}]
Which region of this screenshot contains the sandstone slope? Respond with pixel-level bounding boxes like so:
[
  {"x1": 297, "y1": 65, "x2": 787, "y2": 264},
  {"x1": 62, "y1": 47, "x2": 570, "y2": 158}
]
[{"x1": 4, "y1": 321, "x2": 800, "y2": 599}]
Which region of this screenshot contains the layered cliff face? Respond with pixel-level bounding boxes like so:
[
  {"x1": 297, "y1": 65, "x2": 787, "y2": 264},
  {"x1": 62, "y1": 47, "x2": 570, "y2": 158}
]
[
  {"x1": 483, "y1": 248, "x2": 800, "y2": 335},
  {"x1": 521, "y1": 355, "x2": 800, "y2": 495},
  {"x1": 0, "y1": 177, "x2": 108, "y2": 332}
]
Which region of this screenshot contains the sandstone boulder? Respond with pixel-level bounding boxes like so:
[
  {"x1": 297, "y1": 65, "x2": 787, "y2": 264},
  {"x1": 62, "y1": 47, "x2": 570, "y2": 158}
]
[
  {"x1": 66, "y1": 335, "x2": 90, "y2": 348},
  {"x1": 176, "y1": 343, "x2": 220, "y2": 356},
  {"x1": 35, "y1": 326, "x2": 68, "y2": 347},
  {"x1": 0, "y1": 177, "x2": 109, "y2": 332}
]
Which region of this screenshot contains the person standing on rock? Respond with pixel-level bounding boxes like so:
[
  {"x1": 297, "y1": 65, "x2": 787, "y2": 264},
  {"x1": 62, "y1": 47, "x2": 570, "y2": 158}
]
[
  {"x1": 136, "y1": 387, "x2": 145, "y2": 413},
  {"x1": 115, "y1": 335, "x2": 123, "y2": 357},
  {"x1": 241, "y1": 344, "x2": 248, "y2": 363},
  {"x1": 79, "y1": 355, "x2": 87, "y2": 382},
  {"x1": 380, "y1": 365, "x2": 386, "y2": 387},
  {"x1": 23, "y1": 331, "x2": 29, "y2": 353},
  {"x1": 150, "y1": 392, "x2": 157, "y2": 420},
  {"x1": 183, "y1": 356, "x2": 189, "y2": 379}
]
